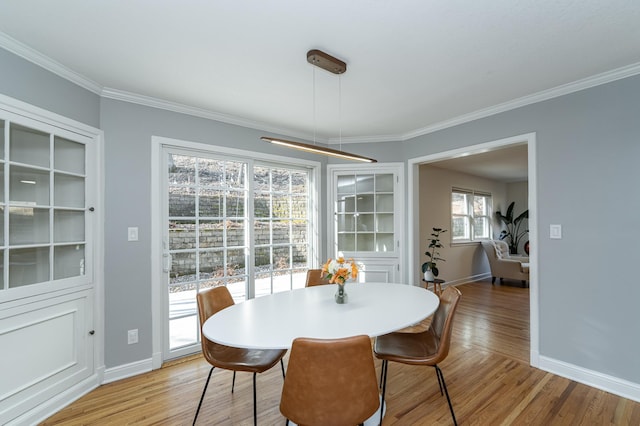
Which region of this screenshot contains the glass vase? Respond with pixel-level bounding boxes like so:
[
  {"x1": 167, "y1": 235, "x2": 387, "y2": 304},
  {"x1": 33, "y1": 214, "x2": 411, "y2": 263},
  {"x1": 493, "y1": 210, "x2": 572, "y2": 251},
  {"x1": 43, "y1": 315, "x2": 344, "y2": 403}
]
[{"x1": 335, "y1": 283, "x2": 348, "y2": 304}]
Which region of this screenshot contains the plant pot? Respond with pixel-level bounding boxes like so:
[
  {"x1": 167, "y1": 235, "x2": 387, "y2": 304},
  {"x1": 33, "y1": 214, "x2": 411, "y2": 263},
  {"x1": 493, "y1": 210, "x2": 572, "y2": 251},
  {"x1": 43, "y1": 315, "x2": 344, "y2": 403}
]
[{"x1": 423, "y1": 270, "x2": 435, "y2": 282}]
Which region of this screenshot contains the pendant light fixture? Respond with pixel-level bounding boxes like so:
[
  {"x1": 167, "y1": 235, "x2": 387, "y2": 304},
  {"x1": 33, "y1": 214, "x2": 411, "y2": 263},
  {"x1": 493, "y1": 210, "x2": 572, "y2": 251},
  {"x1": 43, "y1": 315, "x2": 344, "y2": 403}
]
[{"x1": 262, "y1": 49, "x2": 377, "y2": 163}]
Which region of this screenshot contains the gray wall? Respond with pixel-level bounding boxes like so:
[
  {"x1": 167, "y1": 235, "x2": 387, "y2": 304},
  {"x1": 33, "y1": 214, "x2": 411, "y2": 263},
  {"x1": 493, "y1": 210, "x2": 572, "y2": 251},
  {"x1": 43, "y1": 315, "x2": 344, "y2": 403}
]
[
  {"x1": 0, "y1": 48, "x2": 100, "y2": 127},
  {"x1": 2, "y1": 46, "x2": 639, "y2": 386},
  {"x1": 397, "y1": 74, "x2": 640, "y2": 384},
  {"x1": 99, "y1": 98, "x2": 329, "y2": 366}
]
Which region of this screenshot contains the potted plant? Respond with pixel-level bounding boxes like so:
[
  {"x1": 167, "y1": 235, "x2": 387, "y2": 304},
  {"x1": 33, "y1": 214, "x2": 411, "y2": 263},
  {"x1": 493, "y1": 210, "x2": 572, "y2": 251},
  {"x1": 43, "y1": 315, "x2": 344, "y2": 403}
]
[
  {"x1": 495, "y1": 201, "x2": 529, "y2": 255},
  {"x1": 421, "y1": 227, "x2": 447, "y2": 281}
]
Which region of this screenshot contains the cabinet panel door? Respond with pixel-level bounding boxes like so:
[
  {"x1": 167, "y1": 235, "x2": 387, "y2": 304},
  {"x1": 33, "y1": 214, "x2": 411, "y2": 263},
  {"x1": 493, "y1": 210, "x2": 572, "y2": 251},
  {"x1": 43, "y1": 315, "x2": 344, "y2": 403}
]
[
  {"x1": 0, "y1": 289, "x2": 93, "y2": 424},
  {"x1": 354, "y1": 258, "x2": 398, "y2": 283}
]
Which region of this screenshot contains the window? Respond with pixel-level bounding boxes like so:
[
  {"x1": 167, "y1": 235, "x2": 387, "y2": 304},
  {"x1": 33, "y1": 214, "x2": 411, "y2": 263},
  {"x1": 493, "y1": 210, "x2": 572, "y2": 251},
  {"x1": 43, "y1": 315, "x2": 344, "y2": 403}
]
[
  {"x1": 451, "y1": 189, "x2": 492, "y2": 242},
  {"x1": 166, "y1": 151, "x2": 314, "y2": 352},
  {"x1": 253, "y1": 165, "x2": 309, "y2": 297}
]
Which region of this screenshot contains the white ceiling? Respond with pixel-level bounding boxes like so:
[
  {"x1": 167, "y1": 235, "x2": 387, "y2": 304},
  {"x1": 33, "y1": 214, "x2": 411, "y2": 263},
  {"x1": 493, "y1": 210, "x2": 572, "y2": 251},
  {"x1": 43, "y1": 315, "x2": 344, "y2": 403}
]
[
  {"x1": 0, "y1": 1, "x2": 639, "y2": 146},
  {"x1": 429, "y1": 144, "x2": 528, "y2": 182}
]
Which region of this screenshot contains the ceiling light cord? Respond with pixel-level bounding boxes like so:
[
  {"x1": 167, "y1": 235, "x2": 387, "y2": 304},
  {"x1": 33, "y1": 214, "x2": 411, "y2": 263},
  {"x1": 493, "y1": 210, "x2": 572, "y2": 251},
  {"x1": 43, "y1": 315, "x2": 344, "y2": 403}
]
[
  {"x1": 313, "y1": 66, "x2": 317, "y2": 145},
  {"x1": 260, "y1": 49, "x2": 376, "y2": 163},
  {"x1": 338, "y1": 74, "x2": 342, "y2": 151}
]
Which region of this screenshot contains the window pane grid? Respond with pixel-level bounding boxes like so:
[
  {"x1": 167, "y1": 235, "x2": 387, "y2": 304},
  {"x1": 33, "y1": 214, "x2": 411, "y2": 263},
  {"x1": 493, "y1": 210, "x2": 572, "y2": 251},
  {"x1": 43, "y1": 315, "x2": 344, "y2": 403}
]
[
  {"x1": 168, "y1": 154, "x2": 311, "y2": 351},
  {"x1": 168, "y1": 155, "x2": 250, "y2": 291},
  {"x1": 253, "y1": 165, "x2": 309, "y2": 293},
  {"x1": 451, "y1": 189, "x2": 492, "y2": 242},
  {"x1": 336, "y1": 172, "x2": 394, "y2": 253}
]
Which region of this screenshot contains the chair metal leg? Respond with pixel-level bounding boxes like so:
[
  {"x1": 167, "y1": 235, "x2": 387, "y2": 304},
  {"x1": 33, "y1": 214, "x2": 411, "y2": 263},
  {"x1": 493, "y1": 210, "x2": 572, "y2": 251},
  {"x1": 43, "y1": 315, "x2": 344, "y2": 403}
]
[
  {"x1": 232, "y1": 371, "x2": 237, "y2": 393},
  {"x1": 380, "y1": 360, "x2": 389, "y2": 426},
  {"x1": 280, "y1": 359, "x2": 285, "y2": 378},
  {"x1": 253, "y1": 373, "x2": 257, "y2": 426},
  {"x1": 435, "y1": 365, "x2": 457, "y2": 426},
  {"x1": 193, "y1": 366, "x2": 215, "y2": 426},
  {"x1": 435, "y1": 367, "x2": 444, "y2": 395},
  {"x1": 379, "y1": 358, "x2": 387, "y2": 389}
]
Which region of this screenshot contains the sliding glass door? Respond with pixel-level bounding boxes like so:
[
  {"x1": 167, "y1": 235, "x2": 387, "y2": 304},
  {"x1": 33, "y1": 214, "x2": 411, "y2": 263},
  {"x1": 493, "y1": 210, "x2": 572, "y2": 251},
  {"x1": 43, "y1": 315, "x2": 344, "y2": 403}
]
[{"x1": 164, "y1": 148, "x2": 314, "y2": 356}]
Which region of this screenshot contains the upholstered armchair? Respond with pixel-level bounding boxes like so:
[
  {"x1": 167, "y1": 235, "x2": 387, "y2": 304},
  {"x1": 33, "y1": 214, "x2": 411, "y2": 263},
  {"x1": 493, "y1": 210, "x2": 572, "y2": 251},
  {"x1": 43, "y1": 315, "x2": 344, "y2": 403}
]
[{"x1": 481, "y1": 240, "x2": 530, "y2": 286}]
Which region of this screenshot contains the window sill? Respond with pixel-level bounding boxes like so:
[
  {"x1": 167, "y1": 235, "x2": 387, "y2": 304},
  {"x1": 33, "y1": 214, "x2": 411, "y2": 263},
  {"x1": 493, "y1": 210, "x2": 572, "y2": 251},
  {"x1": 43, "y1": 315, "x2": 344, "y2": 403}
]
[{"x1": 451, "y1": 240, "x2": 485, "y2": 247}]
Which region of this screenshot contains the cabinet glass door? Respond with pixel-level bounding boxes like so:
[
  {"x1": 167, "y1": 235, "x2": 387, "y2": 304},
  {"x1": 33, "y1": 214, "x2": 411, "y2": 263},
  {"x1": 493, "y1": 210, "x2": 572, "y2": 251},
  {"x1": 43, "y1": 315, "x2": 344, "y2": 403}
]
[
  {"x1": 336, "y1": 173, "x2": 395, "y2": 253},
  {"x1": 0, "y1": 122, "x2": 87, "y2": 290}
]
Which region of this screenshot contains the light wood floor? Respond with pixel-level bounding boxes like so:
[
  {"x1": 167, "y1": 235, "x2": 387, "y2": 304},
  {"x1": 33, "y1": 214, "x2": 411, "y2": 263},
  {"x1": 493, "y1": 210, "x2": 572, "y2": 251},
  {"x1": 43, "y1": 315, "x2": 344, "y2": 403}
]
[{"x1": 41, "y1": 281, "x2": 640, "y2": 425}]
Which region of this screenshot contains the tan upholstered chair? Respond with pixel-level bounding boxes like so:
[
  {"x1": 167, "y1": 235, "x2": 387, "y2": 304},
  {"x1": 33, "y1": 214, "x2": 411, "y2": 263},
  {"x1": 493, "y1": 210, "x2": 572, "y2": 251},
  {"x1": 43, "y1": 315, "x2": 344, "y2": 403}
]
[
  {"x1": 481, "y1": 240, "x2": 529, "y2": 286},
  {"x1": 280, "y1": 335, "x2": 380, "y2": 426},
  {"x1": 374, "y1": 286, "x2": 462, "y2": 426},
  {"x1": 305, "y1": 268, "x2": 331, "y2": 287},
  {"x1": 195, "y1": 286, "x2": 287, "y2": 426}
]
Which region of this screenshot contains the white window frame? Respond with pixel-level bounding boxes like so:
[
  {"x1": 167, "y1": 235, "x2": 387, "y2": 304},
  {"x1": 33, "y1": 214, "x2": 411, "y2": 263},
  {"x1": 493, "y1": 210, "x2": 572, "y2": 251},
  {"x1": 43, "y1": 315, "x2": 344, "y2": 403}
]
[{"x1": 451, "y1": 188, "x2": 492, "y2": 244}]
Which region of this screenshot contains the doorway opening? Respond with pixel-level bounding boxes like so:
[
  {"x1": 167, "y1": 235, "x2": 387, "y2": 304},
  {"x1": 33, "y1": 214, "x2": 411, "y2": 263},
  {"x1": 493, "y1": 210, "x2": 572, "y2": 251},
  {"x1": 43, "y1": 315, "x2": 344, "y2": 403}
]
[{"x1": 407, "y1": 132, "x2": 539, "y2": 367}]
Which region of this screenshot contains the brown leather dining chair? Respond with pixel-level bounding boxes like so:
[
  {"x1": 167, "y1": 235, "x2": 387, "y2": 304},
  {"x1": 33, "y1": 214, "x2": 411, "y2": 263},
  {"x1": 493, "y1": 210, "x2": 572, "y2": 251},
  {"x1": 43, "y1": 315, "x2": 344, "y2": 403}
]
[
  {"x1": 194, "y1": 286, "x2": 287, "y2": 426},
  {"x1": 280, "y1": 335, "x2": 380, "y2": 426},
  {"x1": 304, "y1": 268, "x2": 332, "y2": 287},
  {"x1": 374, "y1": 285, "x2": 462, "y2": 426}
]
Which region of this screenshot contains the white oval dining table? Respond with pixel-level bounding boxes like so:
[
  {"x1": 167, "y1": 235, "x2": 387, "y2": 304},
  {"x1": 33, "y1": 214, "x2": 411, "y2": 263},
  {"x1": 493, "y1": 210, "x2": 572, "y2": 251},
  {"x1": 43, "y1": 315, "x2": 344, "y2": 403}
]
[{"x1": 202, "y1": 282, "x2": 439, "y2": 350}]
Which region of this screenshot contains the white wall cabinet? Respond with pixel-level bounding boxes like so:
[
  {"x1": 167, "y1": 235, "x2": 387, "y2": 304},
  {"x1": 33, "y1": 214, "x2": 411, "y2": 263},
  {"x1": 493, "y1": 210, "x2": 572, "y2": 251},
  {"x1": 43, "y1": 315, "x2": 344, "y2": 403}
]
[
  {"x1": 0, "y1": 97, "x2": 102, "y2": 425},
  {"x1": 327, "y1": 164, "x2": 404, "y2": 284}
]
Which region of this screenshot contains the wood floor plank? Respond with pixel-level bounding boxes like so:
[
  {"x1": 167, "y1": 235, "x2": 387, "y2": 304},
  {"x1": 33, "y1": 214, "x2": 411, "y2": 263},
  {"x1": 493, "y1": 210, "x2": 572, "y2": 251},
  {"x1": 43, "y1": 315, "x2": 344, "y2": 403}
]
[{"x1": 41, "y1": 280, "x2": 640, "y2": 425}]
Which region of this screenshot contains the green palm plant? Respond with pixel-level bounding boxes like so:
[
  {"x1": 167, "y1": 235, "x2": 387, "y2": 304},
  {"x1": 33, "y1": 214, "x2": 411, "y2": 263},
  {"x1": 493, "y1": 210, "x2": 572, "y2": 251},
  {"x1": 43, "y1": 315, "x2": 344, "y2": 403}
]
[{"x1": 495, "y1": 201, "x2": 528, "y2": 254}]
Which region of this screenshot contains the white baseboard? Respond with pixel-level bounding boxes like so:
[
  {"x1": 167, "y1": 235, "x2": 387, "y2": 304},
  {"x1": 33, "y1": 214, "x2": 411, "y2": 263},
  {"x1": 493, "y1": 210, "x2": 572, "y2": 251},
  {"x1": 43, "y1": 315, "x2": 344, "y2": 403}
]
[
  {"x1": 539, "y1": 356, "x2": 640, "y2": 403},
  {"x1": 7, "y1": 373, "x2": 101, "y2": 426},
  {"x1": 103, "y1": 357, "x2": 154, "y2": 384},
  {"x1": 445, "y1": 273, "x2": 491, "y2": 287},
  {"x1": 10, "y1": 360, "x2": 155, "y2": 425}
]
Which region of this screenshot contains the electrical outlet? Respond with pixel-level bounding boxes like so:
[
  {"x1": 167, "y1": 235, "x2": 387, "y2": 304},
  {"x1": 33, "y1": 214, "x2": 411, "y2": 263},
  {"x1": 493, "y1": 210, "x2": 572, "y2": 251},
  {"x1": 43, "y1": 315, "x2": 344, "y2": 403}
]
[{"x1": 127, "y1": 329, "x2": 139, "y2": 345}]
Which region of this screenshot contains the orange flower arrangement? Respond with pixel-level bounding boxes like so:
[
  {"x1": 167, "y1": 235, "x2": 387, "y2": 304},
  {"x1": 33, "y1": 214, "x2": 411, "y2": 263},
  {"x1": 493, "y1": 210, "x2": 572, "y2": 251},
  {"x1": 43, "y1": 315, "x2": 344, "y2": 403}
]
[{"x1": 321, "y1": 257, "x2": 358, "y2": 284}]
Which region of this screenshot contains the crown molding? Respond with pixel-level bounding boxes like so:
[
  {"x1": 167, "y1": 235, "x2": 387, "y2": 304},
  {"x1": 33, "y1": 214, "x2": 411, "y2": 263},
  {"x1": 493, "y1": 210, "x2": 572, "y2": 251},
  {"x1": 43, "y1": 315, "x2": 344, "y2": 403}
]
[
  {"x1": 0, "y1": 31, "x2": 103, "y2": 95},
  {"x1": 330, "y1": 61, "x2": 640, "y2": 144},
  {"x1": 101, "y1": 87, "x2": 325, "y2": 143},
  {"x1": 327, "y1": 134, "x2": 404, "y2": 144},
  {"x1": 398, "y1": 61, "x2": 640, "y2": 143}
]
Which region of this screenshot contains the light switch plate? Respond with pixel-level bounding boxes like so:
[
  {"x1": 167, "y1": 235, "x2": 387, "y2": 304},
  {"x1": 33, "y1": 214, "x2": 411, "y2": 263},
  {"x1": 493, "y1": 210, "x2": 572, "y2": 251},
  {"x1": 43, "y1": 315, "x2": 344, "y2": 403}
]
[
  {"x1": 127, "y1": 329, "x2": 138, "y2": 345},
  {"x1": 128, "y1": 227, "x2": 139, "y2": 241},
  {"x1": 550, "y1": 224, "x2": 562, "y2": 239}
]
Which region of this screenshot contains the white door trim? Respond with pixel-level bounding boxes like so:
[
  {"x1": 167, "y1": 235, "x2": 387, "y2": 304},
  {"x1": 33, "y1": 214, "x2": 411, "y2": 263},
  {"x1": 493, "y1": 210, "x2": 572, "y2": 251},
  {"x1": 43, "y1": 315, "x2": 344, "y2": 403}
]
[{"x1": 407, "y1": 132, "x2": 539, "y2": 367}]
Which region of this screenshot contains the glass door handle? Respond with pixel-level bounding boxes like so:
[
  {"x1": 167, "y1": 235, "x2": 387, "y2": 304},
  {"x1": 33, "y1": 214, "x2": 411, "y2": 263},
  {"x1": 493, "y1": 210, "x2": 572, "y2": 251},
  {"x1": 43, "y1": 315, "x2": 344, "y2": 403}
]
[{"x1": 162, "y1": 253, "x2": 172, "y2": 272}]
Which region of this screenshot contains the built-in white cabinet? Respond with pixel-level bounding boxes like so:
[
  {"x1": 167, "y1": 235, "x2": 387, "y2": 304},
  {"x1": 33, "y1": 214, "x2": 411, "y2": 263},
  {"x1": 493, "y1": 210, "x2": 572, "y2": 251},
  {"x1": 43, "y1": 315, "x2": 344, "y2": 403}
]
[
  {"x1": 0, "y1": 97, "x2": 101, "y2": 425},
  {"x1": 328, "y1": 164, "x2": 404, "y2": 283}
]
